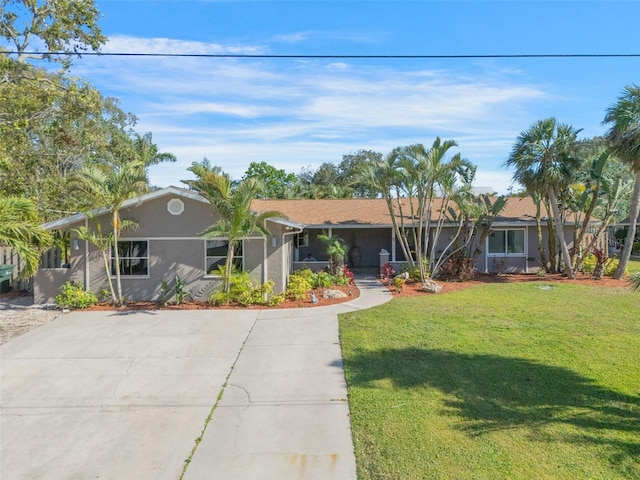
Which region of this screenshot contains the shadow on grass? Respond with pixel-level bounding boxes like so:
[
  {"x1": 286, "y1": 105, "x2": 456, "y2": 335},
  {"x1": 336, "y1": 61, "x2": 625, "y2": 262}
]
[{"x1": 345, "y1": 348, "x2": 639, "y2": 462}]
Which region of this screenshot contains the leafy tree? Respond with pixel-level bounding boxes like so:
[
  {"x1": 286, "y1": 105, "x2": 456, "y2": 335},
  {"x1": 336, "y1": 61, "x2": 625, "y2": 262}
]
[
  {"x1": 184, "y1": 161, "x2": 281, "y2": 299},
  {"x1": 243, "y1": 161, "x2": 297, "y2": 199},
  {"x1": 312, "y1": 162, "x2": 341, "y2": 187},
  {"x1": 338, "y1": 150, "x2": 383, "y2": 197},
  {"x1": 505, "y1": 118, "x2": 582, "y2": 279},
  {"x1": 0, "y1": 57, "x2": 175, "y2": 220},
  {"x1": 1, "y1": 0, "x2": 106, "y2": 66},
  {"x1": 77, "y1": 161, "x2": 147, "y2": 306},
  {"x1": 0, "y1": 196, "x2": 52, "y2": 277},
  {"x1": 603, "y1": 84, "x2": 640, "y2": 279}
]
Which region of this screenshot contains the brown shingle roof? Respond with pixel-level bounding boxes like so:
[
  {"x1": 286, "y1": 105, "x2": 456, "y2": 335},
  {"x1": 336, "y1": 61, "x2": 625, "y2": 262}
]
[{"x1": 252, "y1": 196, "x2": 562, "y2": 226}]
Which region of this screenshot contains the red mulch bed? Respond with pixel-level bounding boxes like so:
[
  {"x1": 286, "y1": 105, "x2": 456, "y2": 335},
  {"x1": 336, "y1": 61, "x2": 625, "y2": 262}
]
[
  {"x1": 83, "y1": 284, "x2": 359, "y2": 311},
  {"x1": 384, "y1": 272, "x2": 631, "y2": 298}
]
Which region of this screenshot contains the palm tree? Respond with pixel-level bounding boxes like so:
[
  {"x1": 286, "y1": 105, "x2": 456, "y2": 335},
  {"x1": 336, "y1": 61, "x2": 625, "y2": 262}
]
[
  {"x1": 0, "y1": 196, "x2": 52, "y2": 278},
  {"x1": 184, "y1": 161, "x2": 281, "y2": 298},
  {"x1": 505, "y1": 118, "x2": 582, "y2": 279},
  {"x1": 603, "y1": 84, "x2": 640, "y2": 279},
  {"x1": 317, "y1": 232, "x2": 347, "y2": 275},
  {"x1": 78, "y1": 161, "x2": 147, "y2": 305}
]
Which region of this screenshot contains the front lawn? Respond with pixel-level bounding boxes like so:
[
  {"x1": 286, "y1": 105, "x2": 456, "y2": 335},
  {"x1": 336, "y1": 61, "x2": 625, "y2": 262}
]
[{"x1": 340, "y1": 282, "x2": 640, "y2": 479}]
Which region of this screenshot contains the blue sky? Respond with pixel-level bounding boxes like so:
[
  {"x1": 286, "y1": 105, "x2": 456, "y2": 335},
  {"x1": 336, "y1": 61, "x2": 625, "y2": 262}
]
[{"x1": 66, "y1": 0, "x2": 640, "y2": 193}]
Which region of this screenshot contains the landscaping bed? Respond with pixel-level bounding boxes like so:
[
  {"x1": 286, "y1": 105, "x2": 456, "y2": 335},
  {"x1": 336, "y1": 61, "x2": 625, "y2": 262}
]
[
  {"x1": 383, "y1": 271, "x2": 631, "y2": 297},
  {"x1": 82, "y1": 284, "x2": 359, "y2": 311}
]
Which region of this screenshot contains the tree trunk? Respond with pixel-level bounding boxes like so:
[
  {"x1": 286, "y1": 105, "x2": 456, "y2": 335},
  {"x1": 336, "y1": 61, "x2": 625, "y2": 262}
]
[
  {"x1": 534, "y1": 197, "x2": 549, "y2": 271},
  {"x1": 113, "y1": 210, "x2": 124, "y2": 306},
  {"x1": 544, "y1": 199, "x2": 557, "y2": 273},
  {"x1": 614, "y1": 170, "x2": 640, "y2": 279},
  {"x1": 224, "y1": 243, "x2": 235, "y2": 301},
  {"x1": 548, "y1": 187, "x2": 575, "y2": 279},
  {"x1": 101, "y1": 250, "x2": 117, "y2": 304}
]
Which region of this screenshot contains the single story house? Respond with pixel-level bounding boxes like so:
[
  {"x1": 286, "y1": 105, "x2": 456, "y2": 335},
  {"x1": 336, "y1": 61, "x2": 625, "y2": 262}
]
[
  {"x1": 34, "y1": 187, "x2": 304, "y2": 304},
  {"x1": 34, "y1": 187, "x2": 604, "y2": 303},
  {"x1": 253, "y1": 196, "x2": 604, "y2": 275}
]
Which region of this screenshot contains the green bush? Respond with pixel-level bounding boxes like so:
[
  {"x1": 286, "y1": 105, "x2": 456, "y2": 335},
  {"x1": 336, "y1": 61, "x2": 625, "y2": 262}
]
[
  {"x1": 581, "y1": 253, "x2": 624, "y2": 277},
  {"x1": 312, "y1": 271, "x2": 334, "y2": 288},
  {"x1": 208, "y1": 271, "x2": 280, "y2": 306},
  {"x1": 54, "y1": 281, "x2": 98, "y2": 309},
  {"x1": 399, "y1": 263, "x2": 423, "y2": 281},
  {"x1": 286, "y1": 273, "x2": 313, "y2": 300},
  {"x1": 293, "y1": 267, "x2": 315, "y2": 283}
]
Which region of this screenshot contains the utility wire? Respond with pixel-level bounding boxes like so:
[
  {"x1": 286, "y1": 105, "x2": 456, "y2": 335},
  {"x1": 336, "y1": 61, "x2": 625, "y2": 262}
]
[{"x1": 5, "y1": 51, "x2": 640, "y2": 59}]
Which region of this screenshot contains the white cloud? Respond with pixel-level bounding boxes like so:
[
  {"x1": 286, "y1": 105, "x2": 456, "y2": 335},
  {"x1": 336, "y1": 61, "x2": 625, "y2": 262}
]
[
  {"x1": 103, "y1": 35, "x2": 267, "y2": 55},
  {"x1": 70, "y1": 35, "x2": 561, "y2": 193}
]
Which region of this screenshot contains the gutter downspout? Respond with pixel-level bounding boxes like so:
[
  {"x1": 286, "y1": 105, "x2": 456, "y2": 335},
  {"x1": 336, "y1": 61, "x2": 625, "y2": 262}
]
[
  {"x1": 84, "y1": 217, "x2": 90, "y2": 291},
  {"x1": 282, "y1": 226, "x2": 305, "y2": 293},
  {"x1": 484, "y1": 236, "x2": 489, "y2": 274},
  {"x1": 263, "y1": 237, "x2": 268, "y2": 286}
]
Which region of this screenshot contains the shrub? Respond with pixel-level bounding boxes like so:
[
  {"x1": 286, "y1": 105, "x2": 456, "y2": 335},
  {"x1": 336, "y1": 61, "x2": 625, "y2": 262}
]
[
  {"x1": 313, "y1": 270, "x2": 334, "y2": 288},
  {"x1": 286, "y1": 273, "x2": 313, "y2": 300},
  {"x1": 399, "y1": 263, "x2": 422, "y2": 281},
  {"x1": 54, "y1": 281, "x2": 97, "y2": 309},
  {"x1": 173, "y1": 275, "x2": 193, "y2": 305},
  {"x1": 581, "y1": 253, "x2": 625, "y2": 277},
  {"x1": 381, "y1": 261, "x2": 395, "y2": 281},
  {"x1": 209, "y1": 271, "x2": 279, "y2": 306},
  {"x1": 393, "y1": 276, "x2": 405, "y2": 292},
  {"x1": 294, "y1": 267, "x2": 315, "y2": 280},
  {"x1": 335, "y1": 265, "x2": 355, "y2": 286},
  {"x1": 438, "y1": 253, "x2": 476, "y2": 281}
]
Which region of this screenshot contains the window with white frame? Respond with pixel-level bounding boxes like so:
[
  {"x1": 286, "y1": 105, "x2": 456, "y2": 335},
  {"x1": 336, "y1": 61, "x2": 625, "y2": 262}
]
[
  {"x1": 488, "y1": 229, "x2": 525, "y2": 255},
  {"x1": 205, "y1": 239, "x2": 243, "y2": 275},
  {"x1": 111, "y1": 240, "x2": 149, "y2": 276}
]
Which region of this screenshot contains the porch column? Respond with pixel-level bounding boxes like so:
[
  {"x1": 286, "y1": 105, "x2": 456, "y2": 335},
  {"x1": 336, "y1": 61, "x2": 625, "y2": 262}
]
[{"x1": 391, "y1": 228, "x2": 396, "y2": 262}]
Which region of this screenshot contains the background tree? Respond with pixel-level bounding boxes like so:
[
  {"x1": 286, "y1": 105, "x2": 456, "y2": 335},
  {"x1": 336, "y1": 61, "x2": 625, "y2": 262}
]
[
  {"x1": 0, "y1": 57, "x2": 175, "y2": 220},
  {"x1": 0, "y1": 196, "x2": 52, "y2": 277},
  {"x1": 1, "y1": 0, "x2": 106, "y2": 66},
  {"x1": 243, "y1": 161, "x2": 297, "y2": 199},
  {"x1": 338, "y1": 149, "x2": 383, "y2": 197},
  {"x1": 603, "y1": 84, "x2": 640, "y2": 279},
  {"x1": 505, "y1": 117, "x2": 582, "y2": 278}
]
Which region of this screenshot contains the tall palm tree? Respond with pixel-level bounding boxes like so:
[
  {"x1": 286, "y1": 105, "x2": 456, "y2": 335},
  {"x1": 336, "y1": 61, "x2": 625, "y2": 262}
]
[
  {"x1": 184, "y1": 162, "x2": 280, "y2": 297},
  {"x1": 505, "y1": 118, "x2": 582, "y2": 279},
  {"x1": 603, "y1": 84, "x2": 640, "y2": 279},
  {"x1": 0, "y1": 196, "x2": 52, "y2": 278},
  {"x1": 78, "y1": 161, "x2": 147, "y2": 305}
]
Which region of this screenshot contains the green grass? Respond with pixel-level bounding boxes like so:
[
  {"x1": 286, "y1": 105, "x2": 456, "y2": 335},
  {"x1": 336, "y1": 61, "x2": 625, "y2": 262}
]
[
  {"x1": 627, "y1": 257, "x2": 640, "y2": 274},
  {"x1": 340, "y1": 282, "x2": 640, "y2": 479}
]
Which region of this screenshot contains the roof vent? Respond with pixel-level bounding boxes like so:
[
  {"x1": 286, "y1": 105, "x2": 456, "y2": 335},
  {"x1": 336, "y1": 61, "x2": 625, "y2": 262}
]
[{"x1": 167, "y1": 198, "x2": 184, "y2": 215}]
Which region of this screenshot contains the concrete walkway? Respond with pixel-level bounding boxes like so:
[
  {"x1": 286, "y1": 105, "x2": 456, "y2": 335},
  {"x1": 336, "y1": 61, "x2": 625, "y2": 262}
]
[{"x1": 0, "y1": 275, "x2": 391, "y2": 480}]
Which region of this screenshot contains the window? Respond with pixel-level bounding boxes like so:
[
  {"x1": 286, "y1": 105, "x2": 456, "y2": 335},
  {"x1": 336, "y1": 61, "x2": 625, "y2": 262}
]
[
  {"x1": 111, "y1": 240, "x2": 149, "y2": 276},
  {"x1": 296, "y1": 231, "x2": 309, "y2": 247},
  {"x1": 488, "y1": 230, "x2": 525, "y2": 255},
  {"x1": 205, "y1": 239, "x2": 243, "y2": 275}
]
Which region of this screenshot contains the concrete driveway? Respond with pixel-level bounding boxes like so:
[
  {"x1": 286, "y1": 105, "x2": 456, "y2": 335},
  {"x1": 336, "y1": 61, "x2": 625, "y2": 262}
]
[{"x1": 0, "y1": 276, "x2": 391, "y2": 479}]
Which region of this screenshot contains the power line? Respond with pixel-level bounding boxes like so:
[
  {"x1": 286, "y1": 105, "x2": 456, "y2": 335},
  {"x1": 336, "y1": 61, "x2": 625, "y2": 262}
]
[{"x1": 5, "y1": 51, "x2": 640, "y2": 59}]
